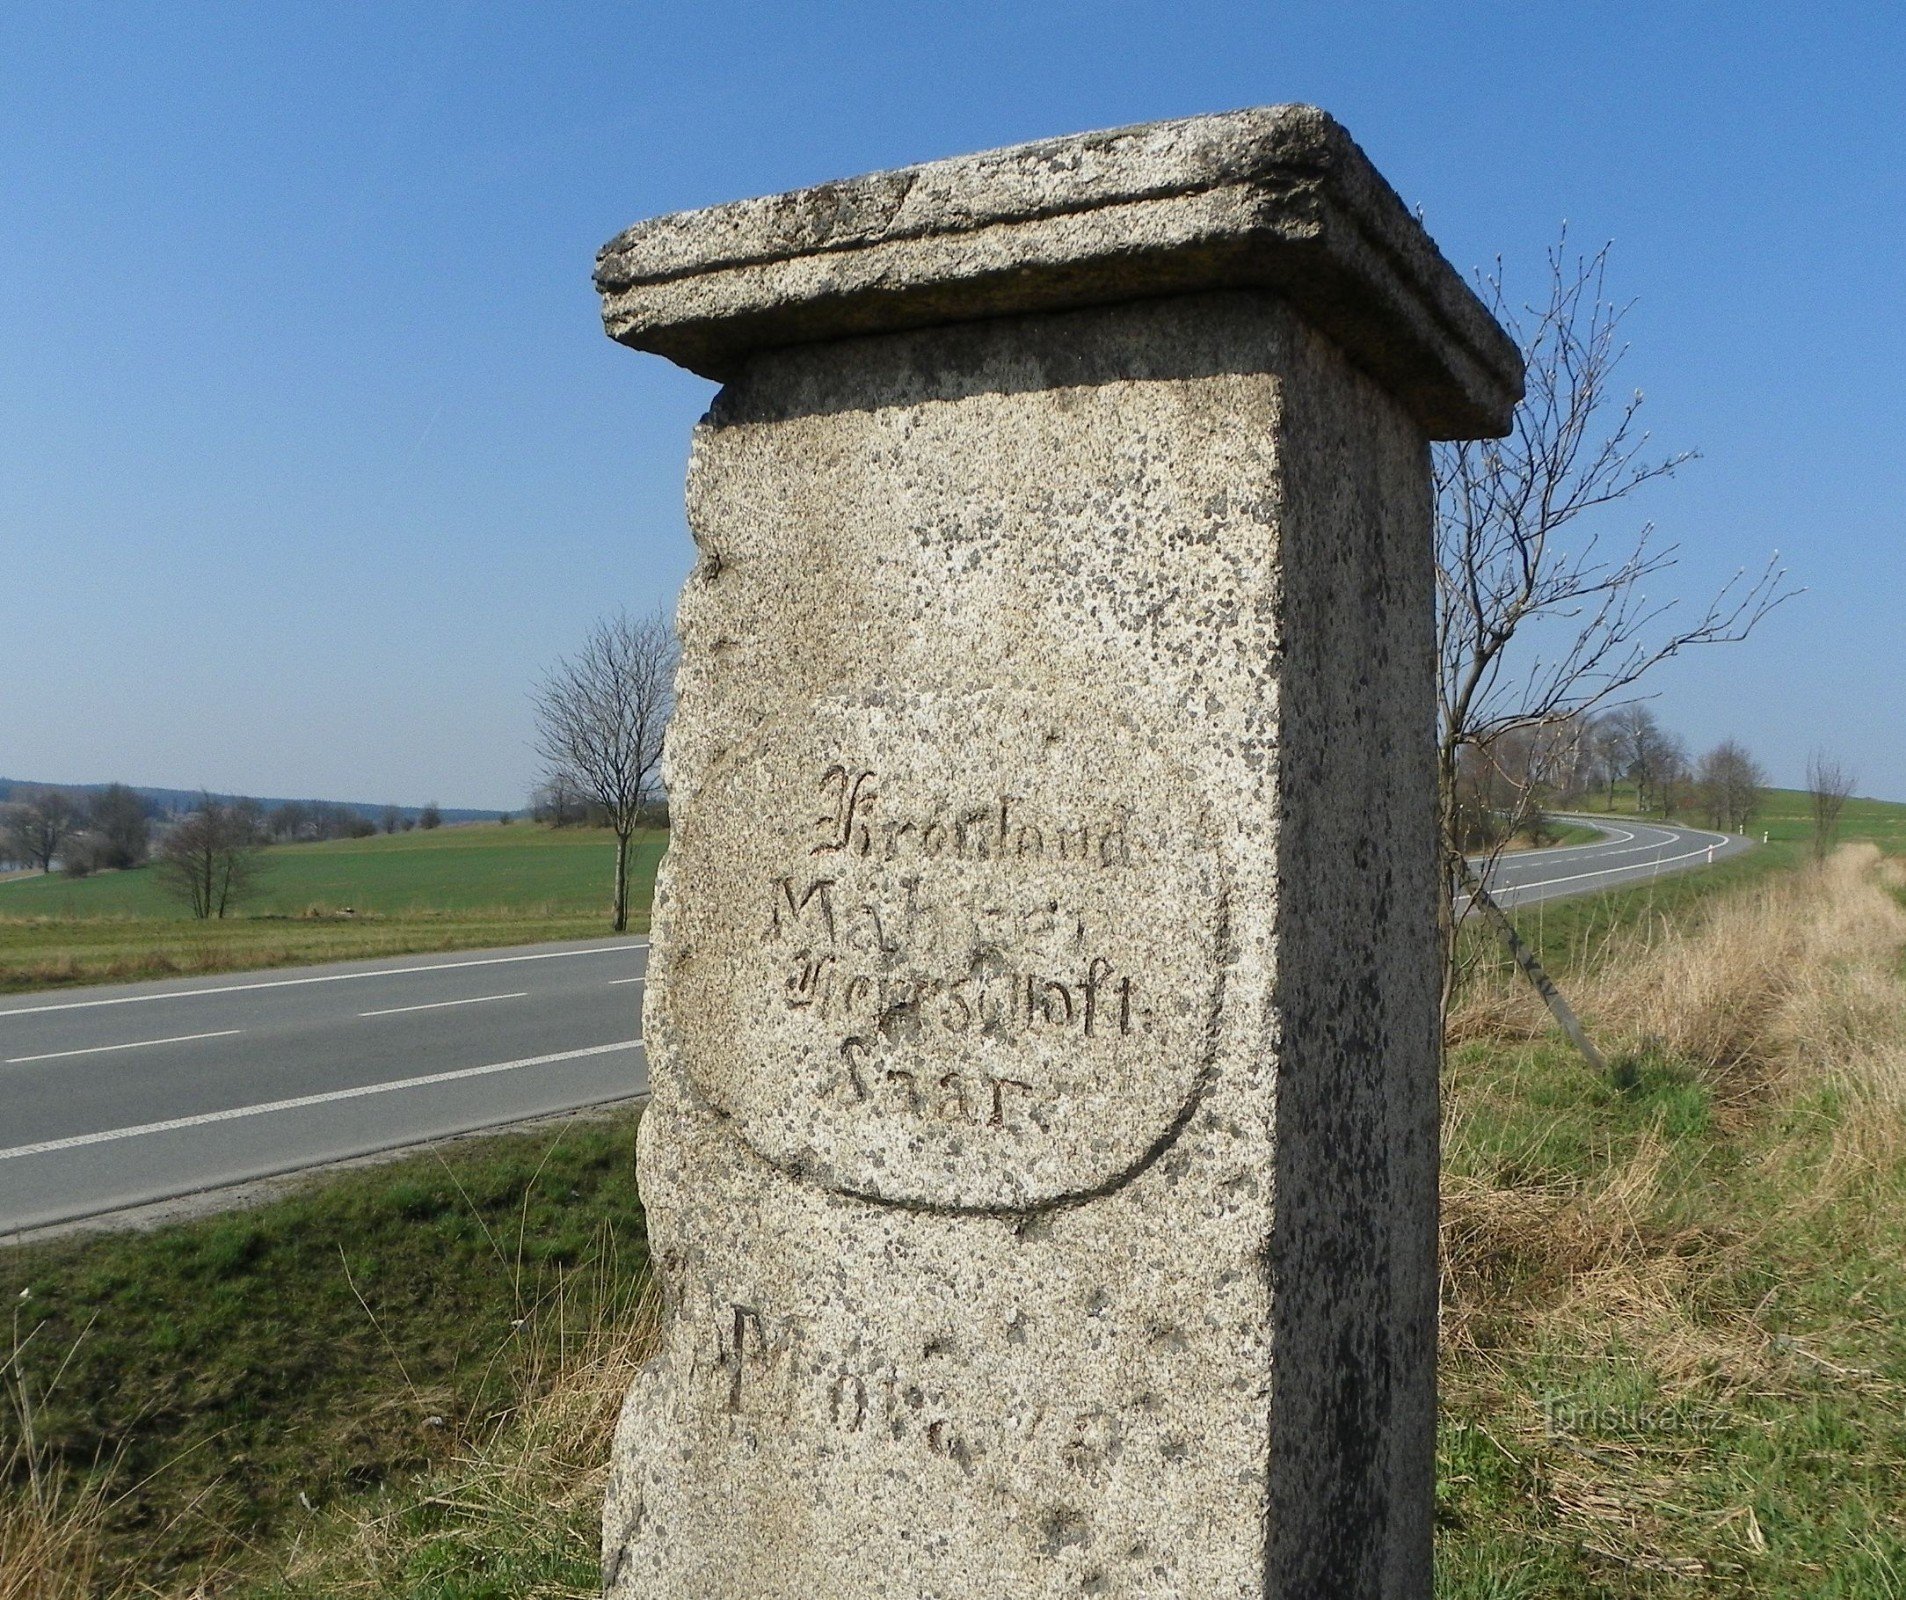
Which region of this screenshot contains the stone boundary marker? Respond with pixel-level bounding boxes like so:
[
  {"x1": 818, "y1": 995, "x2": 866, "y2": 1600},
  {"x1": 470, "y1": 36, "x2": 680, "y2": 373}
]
[{"x1": 595, "y1": 106, "x2": 1520, "y2": 1599}]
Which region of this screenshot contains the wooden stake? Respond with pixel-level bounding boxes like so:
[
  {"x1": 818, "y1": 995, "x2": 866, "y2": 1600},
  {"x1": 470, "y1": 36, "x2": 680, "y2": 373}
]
[{"x1": 1459, "y1": 866, "x2": 1608, "y2": 1076}]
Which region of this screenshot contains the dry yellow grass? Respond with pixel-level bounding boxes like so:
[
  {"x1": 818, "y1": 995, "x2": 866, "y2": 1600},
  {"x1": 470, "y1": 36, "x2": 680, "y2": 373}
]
[
  {"x1": 1596, "y1": 844, "x2": 1904, "y2": 1104},
  {"x1": 1439, "y1": 845, "x2": 1906, "y2": 1592},
  {"x1": 256, "y1": 1277, "x2": 663, "y2": 1597},
  {"x1": 0, "y1": 1464, "x2": 110, "y2": 1600},
  {"x1": 1445, "y1": 845, "x2": 1906, "y2": 1357},
  {"x1": 3, "y1": 1327, "x2": 116, "y2": 1600},
  {"x1": 1456, "y1": 842, "x2": 1906, "y2": 1114}
]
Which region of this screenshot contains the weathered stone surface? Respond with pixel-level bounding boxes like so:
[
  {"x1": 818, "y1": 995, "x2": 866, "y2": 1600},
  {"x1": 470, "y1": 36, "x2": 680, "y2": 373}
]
[
  {"x1": 595, "y1": 105, "x2": 1522, "y2": 437},
  {"x1": 597, "y1": 112, "x2": 1516, "y2": 1600}
]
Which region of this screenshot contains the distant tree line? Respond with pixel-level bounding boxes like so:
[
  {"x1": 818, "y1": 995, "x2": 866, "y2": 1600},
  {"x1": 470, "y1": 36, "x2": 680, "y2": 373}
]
[
  {"x1": 1, "y1": 783, "x2": 153, "y2": 876},
  {"x1": 262, "y1": 799, "x2": 379, "y2": 844},
  {"x1": 373, "y1": 801, "x2": 444, "y2": 834},
  {"x1": 526, "y1": 772, "x2": 668, "y2": 832},
  {"x1": 1451, "y1": 705, "x2": 1772, "y2": 855},
  {"x1": 0, "y1": 786, "x2": 477, "y2": 878},
  {"x1": 0, "y1": 783, "x2": 473, "y2": 921}
]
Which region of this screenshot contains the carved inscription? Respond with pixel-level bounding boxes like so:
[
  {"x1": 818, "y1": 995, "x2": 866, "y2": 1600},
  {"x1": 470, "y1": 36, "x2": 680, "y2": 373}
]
[
  {"x1": 809, "y1": 765, "x2": 1135, "y2": 868},
  {"x1": 771, "y1": 767, "x2": 1147, "y2": 1133},
  {"x1": 674, "y1": 1292, "x2": 1145, "y2": 1481},
  {"x1": 665, "y1": 694, "x2": 1224, "y2": 1210}
]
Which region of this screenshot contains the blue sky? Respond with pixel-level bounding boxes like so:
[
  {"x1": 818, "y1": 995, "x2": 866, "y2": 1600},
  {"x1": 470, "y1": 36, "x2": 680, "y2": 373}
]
[{"x1": 3, "y1": 3, "x2": 1901, "y2": 808}]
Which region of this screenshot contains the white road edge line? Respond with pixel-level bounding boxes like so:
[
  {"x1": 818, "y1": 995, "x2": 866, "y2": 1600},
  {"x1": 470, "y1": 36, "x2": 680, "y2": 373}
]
[
  {"x1": 608, "y1": 977, "x2": 645, "y2": 986},
  {"x1": 0, "y1": 943, "x2": 647, "y2": 1019},
  {"x1": 1485, "y1": 825, "x2": 1697, "y2": 877},
  {"x1": 1466, "y1": 823, "x2": 1639, "y2": 865},
  {"x1": 5, "y1": 1029, "x2": 244, "y2": 1065},
  {"x1": 1518, "y1": 828, "x2": 1710, "y2": 867},
  {"x1": 358, "y1": 992, "x2": 528, "y2": 1018},
  {"x1": 0, "y1": 1039, "x2": 644, "y2": 1162},
  {"x1": 1486, "y1": 836, "x2": 1737, "y2": 898}
]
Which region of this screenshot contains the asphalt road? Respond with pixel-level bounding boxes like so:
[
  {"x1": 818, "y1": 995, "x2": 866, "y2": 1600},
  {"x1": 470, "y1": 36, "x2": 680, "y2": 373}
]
[
  {"x1": 0, "y1": 817, "x2": 1748, "y2": 1236},
  {"x1": 1472, "y1": 816, "x2": 1752, "y2": 910},
  {"x1": 0, "y1": 938, "x2": 646, "y2": 1235}
]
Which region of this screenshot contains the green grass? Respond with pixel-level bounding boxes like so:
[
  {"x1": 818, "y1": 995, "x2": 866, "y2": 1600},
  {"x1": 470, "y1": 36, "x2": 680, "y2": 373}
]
[
  {"x1": 0, "y1": 823, "x2": 665, "y2": 993},
  {"x1": 1473, "y1": 786, "x2": 1906, "y2": 985},
  {"x1": 0, "y1": 822, "x2": 662, "y2": 918},
  {"x1": 1, "y1": 1111, "x2": 648, "y2": 1592},
  {"x1": 1437, "y1": 1040, "x2": 1906, "y2": 1596},
  {"x1": 1434, "y1": 802, "x2": 1906, "y2": 1594}
]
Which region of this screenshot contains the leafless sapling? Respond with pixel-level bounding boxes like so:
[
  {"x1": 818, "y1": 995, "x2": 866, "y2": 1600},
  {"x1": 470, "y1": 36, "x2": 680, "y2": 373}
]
[
  {"x1": 155, "y1": 795, "x2": 269, "y2": 919},
  {"x1": 532, "y1": 611, "x2": 675, "y2": 933},
  {"x1": 1806, "y1": 751, "x2": 1857, "y2": 861},
  {"x1": 1436, "y1": 233, "x2": 1795, "y2": 990}
]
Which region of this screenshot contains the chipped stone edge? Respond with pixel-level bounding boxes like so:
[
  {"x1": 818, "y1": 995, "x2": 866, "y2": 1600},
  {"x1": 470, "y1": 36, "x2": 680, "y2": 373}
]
[{"x1": 594, "y1": 105, "x2": 1523, "y2": 438}]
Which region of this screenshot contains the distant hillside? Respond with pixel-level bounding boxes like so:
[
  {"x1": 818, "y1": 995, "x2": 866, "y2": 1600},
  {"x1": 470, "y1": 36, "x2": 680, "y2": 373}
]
[{"x1": 0, "y1": 778, "x2": 495, "y2": 825}]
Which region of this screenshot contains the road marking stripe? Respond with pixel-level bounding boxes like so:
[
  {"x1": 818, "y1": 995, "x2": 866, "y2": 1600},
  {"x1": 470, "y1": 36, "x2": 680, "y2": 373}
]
[
  {"x1": 1482, "y1": 838, "x2": 1739, "y2": 900},
  {"x1": 358, "y1": 992, "x2": 527, "y2": 1018},
  {"x1": 1554, "y1": 819, "x2": 1732, "y2": 852},
  {"x1": 1484, "y1": 824, "x2": 1694, "y2": 875},
  {"x1": 5, "y1": 1029, "x2": 244, "y2": 1065},
  {"x1": 0, "y1": 944, "x2": 647, "y2": 1019},
  {"x1": 0, "y1": 1040, "x2": 644, "y2": 1162},
  {"x1": 608, "y1": 977, "x2": 645, "y2": 986},
  {"x1": 1523, "y1": 826, "x2": 1718, "y2": 866},
  {"x1": 1466, "y1": 823, "x2": 1637, "y2": 865}
]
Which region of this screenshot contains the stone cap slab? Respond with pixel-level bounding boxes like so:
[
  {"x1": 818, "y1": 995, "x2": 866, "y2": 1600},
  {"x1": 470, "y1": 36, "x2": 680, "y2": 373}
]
[{"x1": 595, "y1": 106, "x2": 1523, "y2": 438}]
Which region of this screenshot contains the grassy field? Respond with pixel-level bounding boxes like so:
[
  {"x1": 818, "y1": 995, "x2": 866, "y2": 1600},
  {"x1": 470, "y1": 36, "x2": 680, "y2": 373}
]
[
  {"x1": 6, "y1": 792, "x2": 1905, "y2": 1596},
  {"x1": 1468, "y1": 784, "x2": 1904, "y2": 985},
  {"x1": 2, "y1": 1112, "x2": 650, "y2": 1595},
  {"x1": 0, "y1": 823, "x2": 665, "y2": 993},
  {"x1": 1437, "y1": 842, "x2": 1906, "y2": 1596}
]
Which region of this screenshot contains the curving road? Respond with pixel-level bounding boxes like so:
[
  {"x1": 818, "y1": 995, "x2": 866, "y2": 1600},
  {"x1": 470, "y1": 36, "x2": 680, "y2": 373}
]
[
  {"x1": 1471, "y1": 816, "x2": 1752, "y2": 910},
  {"x1": 0, "y1": 816, "x2": 1750, "y2": 1237}
]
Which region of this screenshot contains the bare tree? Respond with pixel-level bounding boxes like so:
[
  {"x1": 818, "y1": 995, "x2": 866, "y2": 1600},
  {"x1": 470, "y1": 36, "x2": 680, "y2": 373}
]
[
  {"x1": 533, "y1": 611, "x2": 675, "y2": 932},
  {"x1": 1, "y1": 788, "x2": 78, "y2": 873},
  {"x1": 419, "y1": 801, "x2": 443, "y2": 831},
  {"x1": 87, "y1": 783, "x2": 151, "y2": 868},
  {"x1": 1437, "y1": 234, "x2": 1794, "y2": 962},
  {"x1": 1695, "y1": 740, "x2": 1766, "y2": 833},
  {"x1": 1806, "y1": 751, "x2": 1857, "y2": 862},
  {"x1": 1450, "y1": 720, "x2": 1582, "y2": 854},
  {"x1": 530, "y1": 772, "x2": 596, "y2": 827},
  {"x1": 156, "y1": 795, "x2": 268, "y2": 919},
  {"x1": 1656, "y1": 733, "x2": 1693, "y2": 820},
  {"x1": 1601, "y1": 704, "x2": 1676, "y2": 814},
  {"x1": 1583, "y1": 715, "x2": 1623, "y2": 809}
]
